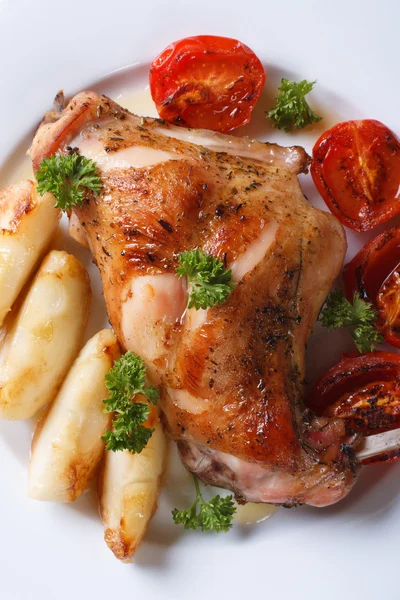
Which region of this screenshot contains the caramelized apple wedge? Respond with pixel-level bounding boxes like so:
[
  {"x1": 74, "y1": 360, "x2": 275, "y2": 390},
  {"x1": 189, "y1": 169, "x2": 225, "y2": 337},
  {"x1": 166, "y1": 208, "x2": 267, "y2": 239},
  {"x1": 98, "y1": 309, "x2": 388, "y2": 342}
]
[
  {"x1": 0, "y1": 250, "x2": 91, "y2": 419},
  {"x1": 99, "y1": 419, "x2": 167, "y2": 562},
  {"x1": 0, "y1": 181, "x2": 60, "y2": 326},
  {"x1": 29, "y1": 329, "x2": 120, "y2": 502}
]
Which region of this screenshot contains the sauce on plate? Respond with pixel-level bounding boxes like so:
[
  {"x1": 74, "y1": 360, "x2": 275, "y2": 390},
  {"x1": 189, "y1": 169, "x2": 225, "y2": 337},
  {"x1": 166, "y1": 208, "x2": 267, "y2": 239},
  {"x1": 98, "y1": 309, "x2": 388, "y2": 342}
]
[
  {"x1": 115, "y1": 86, "x2": 157, "y2": 117},
  {"x1": 235, "y1": 502, "x2": 278, "y2": 525}
]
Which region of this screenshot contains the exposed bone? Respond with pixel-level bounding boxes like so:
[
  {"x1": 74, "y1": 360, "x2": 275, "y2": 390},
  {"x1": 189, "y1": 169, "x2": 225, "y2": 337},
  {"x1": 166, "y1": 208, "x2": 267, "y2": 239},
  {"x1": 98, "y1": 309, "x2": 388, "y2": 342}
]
[{"x1": 356, "y1": 429, "x2": 400, "y2": 462}]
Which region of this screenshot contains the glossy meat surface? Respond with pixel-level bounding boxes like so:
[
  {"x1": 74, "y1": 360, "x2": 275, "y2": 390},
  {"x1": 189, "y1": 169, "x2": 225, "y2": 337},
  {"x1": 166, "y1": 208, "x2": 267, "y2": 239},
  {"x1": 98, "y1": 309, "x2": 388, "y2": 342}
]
[{"x1": 31, "y1": 91, "x2": 360, "y2": 507}]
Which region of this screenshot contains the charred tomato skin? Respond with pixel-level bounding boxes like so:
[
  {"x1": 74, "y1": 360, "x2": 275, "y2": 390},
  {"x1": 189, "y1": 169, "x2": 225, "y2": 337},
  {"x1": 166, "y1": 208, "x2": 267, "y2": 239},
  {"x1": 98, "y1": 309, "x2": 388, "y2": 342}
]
[
  {"x1": 149, "y1": 35, "x2": 266, "y2": 133},
  {"x1": 311, "y1": 120, "x2": 400, "y2": 232},
  {"x1": 308, "y1": 352, "x2": 400, "y2": 465},
  {"x1": 361, "y1": 447, "x2": 400, "y2": 465},
  {"x1": 343, "y1": 227, "x2": 400, "y2": 348},
  {"x1": 307, "y1": 350, "x2": 400, "y2": 464}
]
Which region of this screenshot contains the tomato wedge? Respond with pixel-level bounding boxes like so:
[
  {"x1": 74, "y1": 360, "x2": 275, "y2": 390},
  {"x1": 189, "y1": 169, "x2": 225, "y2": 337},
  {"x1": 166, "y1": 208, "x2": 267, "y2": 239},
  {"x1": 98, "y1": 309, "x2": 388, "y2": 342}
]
[
  {"x1": 343, "y1": 227, "x2": 400, "y2": 348},
  {"x1": 149, "y1": 35, "x2": 266, "y2": 133},
  {"x1": 308, "y1": 352, "x2": 400, "y2": 423},
  {"x1": 307, "y1": 352, "x2": 400, "y2": 464},
  {"x1": 311, "y1": 120, "x2": 400, "y2": 232}
]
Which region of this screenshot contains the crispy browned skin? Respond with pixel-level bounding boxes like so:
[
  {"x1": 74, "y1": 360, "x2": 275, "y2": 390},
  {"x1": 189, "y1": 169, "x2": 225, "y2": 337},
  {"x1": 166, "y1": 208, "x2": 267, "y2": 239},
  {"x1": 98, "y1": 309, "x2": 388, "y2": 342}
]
[{"x1": 31, "y1": 92, "x2": 360, "y2": 507}]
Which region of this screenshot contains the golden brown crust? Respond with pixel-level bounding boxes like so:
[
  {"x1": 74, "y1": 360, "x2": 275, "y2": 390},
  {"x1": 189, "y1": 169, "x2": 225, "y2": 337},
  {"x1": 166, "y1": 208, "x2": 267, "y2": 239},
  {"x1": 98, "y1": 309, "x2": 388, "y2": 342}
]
[{"x1": 0, "y1": 180, "x2": 36, "y2": 232}]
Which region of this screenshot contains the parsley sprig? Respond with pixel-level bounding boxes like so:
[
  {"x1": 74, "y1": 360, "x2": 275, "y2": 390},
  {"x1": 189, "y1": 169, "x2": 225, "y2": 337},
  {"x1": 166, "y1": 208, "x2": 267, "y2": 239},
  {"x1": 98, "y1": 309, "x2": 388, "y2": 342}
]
[
  {"x1": 176, "y1": 249, "x2": 235, "y2": 310},
  {"x1": 102, "y1": 352, "x2": 159, "y2": 454},
  {"x1": 320, "y1": 290, "x2": 383, "y2": 353},
  {"x1": 36, "y1": 153, "x2": 102, "y2": 210},
  {"x1": 172, "y1": 475, "x2": 236, "y2": 533},
  {"x1": 266, "y1": 79, "x2": 322, "y2": 132}
]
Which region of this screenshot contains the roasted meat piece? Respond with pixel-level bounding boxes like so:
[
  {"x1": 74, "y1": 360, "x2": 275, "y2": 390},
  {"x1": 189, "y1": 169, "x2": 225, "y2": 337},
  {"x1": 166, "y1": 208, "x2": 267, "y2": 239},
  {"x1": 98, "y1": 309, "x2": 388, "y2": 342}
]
[{"x1": 31, "y1": 91, "x2": 359, "y2": 507}]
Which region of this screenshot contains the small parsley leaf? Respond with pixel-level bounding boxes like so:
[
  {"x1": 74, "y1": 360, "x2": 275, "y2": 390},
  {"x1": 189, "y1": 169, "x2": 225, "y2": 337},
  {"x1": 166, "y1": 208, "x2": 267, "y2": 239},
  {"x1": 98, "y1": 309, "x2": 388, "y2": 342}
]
[
  {"x1": 320, "y1": 290, "x2": 383, "y2": 353},
  {"x1": 36, "y1": 153, "x2": 102, "y2": 210},
  {"x1": 266, "y1": 79, "x2": 322, "y2": 132},
  {"x1": 199, "y1": 495, "x2": 236, "y2": 532},
  {"x1": 172, "y1": 475, "x2": 236, "y2": 533},
  {"x1": 176, "y1": 249, "x2": 235, "y2": 310},
  {"x1": 172, "y1": 501, "x2": 199, "y2": 531},
  {"x1": 102, "y1": 351, "x2": 159, "y2": 454}
]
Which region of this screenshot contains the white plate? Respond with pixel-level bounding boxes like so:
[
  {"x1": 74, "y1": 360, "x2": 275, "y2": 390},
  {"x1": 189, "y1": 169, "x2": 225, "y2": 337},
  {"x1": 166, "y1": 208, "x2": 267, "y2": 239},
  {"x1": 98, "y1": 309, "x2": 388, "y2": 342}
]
[{"x1": 1, "y1": 1, "x2": 400, "y2": 599}]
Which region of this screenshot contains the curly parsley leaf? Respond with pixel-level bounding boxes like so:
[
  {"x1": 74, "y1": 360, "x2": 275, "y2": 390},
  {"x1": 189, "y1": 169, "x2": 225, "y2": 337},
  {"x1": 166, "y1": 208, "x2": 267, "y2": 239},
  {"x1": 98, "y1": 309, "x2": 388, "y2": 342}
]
[
  {"x1": 176, "y1": 249, "x2": 235, "y2": 310},
  {"x1": 172, "y1": 499, "x2": 199, "y2": 531},
  {"x1": 36, "y1": 153, "x2": 102, "y2": 210},
  {"x1": 199, "y1": 495, "x2": 236, "y2": 532},
  {"x1": 102, "y1": 352, "x2": 159, "y2": 454},
  {"x1": 266, "y1": 79, "x2": 322, "y2": 132},
  {"x1": 320, "y1": 290, "x2": 383, "y2": 353},
  {"x1": 172, "y1": 475, "x2": 236, "y2": 533}
]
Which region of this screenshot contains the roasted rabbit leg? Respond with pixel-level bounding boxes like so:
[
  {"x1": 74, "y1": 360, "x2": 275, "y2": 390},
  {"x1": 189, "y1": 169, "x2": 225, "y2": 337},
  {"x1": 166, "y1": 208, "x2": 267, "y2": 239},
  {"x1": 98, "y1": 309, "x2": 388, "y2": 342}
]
[{"x1": 31, "y1": 91, "x2": 359, "y2": 508}]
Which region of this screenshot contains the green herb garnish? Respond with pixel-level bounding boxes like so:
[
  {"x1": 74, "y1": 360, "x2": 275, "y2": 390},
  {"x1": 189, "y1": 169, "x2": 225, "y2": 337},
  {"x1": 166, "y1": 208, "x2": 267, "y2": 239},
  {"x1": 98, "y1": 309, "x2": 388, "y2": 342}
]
[
  {"x1": 320, "y1": 290, "x2": 383, "y2": 353},
  {"x1": 172, "y1": 475, "x2": 236, "y2": 533},
  {"x1": 36, "y1": 153, "x2": 102, "y2": 210},
  {"x1": 102, "y1": 352, "x2": 159, "y2": 454},
  {"x1": 266, "y1": 79, "x2": 322, "y2": 132},
  {"x1": 176, "y1": 249, "x2": 235, "y2": 310}
]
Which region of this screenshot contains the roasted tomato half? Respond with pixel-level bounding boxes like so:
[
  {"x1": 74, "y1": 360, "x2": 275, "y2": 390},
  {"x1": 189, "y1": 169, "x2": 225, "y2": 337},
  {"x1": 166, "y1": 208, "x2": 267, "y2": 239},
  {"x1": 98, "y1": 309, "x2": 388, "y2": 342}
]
[
  {"x1": 343, "y1": 227, "x2": 400, "y2": 348},
  {"x1": 307, "y1": 352, "x2": 400, "y2": 464},
  {"x1": 311, "y1": 120, "x2": 400, "y2": 232},
  {"x1": 149, "y1": 35, "x2": 266, "y2": 133}
]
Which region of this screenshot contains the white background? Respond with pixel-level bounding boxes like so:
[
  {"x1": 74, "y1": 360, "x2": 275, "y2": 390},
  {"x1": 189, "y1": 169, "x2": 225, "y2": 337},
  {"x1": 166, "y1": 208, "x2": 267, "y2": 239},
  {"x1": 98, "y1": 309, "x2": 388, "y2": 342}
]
[{"x1": 0, "y1": 1, "x2": 399, "y2": 599}]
